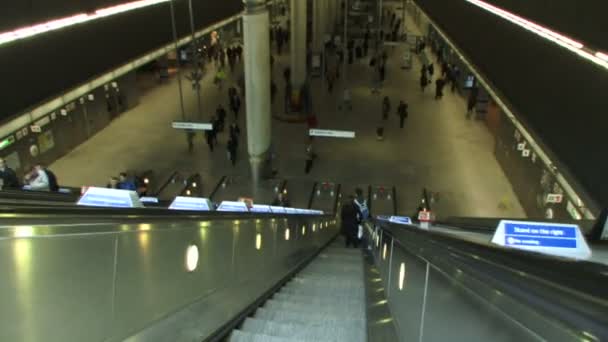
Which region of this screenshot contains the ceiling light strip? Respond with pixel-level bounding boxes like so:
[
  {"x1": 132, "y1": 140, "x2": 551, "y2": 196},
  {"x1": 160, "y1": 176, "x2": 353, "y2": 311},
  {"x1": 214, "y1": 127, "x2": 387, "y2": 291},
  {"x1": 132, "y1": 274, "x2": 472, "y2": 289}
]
[
  {"x1": 0, "y1": 0, "x2": 171, "y2": 46},
  {"x1": 465, "y1": 0, "x2": 608, "y2": 70}
]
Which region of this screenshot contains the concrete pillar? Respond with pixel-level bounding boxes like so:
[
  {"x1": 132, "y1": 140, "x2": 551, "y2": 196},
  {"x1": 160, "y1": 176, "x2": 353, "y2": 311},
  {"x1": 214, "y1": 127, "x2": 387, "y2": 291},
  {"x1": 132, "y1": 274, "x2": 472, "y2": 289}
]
[
  {"x1": 290, "y1": 0, "x2": 307, "y2": 89},
  {"x1": 243, "y1": 0, "x2": 271, "y2": 183},
  {"x1": 313, "y1": 0, "x2": 327, "y2": 51}
]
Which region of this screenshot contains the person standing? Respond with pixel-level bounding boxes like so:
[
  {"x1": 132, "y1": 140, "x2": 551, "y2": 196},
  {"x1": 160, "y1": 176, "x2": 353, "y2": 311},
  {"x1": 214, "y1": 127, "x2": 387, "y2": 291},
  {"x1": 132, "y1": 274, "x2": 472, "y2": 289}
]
[
  {"x1": 397, "y1": 101, "x2": 409, "y2": 128},
  {"x1": 216, "y1": 104, "x2": 227, "y2": 132},
  {"x1": 382, "y1": 96, "x2": 391, "y2": 120},
  {"x1": 230, "y1": 94, "x2": 241, "y2": 119},
  {"x1": 428, "y1": 63, "x2": 435, "y2": 78},
  {"x1": 0, "y1": 157, "x2": 19, "y2": 190},
  {"x1": 341, "y1": 196, "x2": 361, "y2": 248},
  {"x1": 304, "y1": 140, "x2": 315, "y2": 174},
  {"x1": 117, "y1": 172, "x2": 136, "y2": 191},
  {"x1": 205, "y1": 129, "x2": 215, "y2": 151}
]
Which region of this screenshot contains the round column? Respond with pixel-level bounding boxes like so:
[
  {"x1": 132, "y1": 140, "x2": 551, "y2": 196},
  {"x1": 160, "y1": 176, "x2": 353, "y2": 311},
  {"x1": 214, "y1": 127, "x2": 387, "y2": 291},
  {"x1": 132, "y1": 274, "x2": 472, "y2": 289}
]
[
  {"x1": 290, "y1": 0, "x2": 307, "y2": 89},
  {"x1": 243, "y1": 0, "x2": 271, "y2": 183}
]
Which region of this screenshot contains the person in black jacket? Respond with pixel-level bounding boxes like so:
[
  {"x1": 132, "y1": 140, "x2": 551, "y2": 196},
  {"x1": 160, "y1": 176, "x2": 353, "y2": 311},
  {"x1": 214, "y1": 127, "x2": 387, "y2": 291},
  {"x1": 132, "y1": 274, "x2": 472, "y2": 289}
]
[
  {"x1": 0, "y1": 158, "x2": 19, "y2": 190},
  {"x1": 341, "y1": 196, "x2": 362, "y2": 248}
]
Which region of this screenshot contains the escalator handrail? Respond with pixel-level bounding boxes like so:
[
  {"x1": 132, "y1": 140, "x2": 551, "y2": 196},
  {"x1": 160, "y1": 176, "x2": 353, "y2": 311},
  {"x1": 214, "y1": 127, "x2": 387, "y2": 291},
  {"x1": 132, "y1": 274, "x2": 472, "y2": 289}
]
[
  {"x1": 392, "y1": 186, "x2": 397, "y2": 216},
  {"x1": 0, "y1": 189, "x2": 79, "y2": 202},
  {"x1": 332, "y1": 184, "x2": 341, "y2": 215},
  {"x1": 372, "y1": 220, "x2": 608, "y2": 340},
  {"x1": 178, "y1": 173, "x2": 201, "y2": 196},
  {"x1": 307, "y1": 182, "x2": 318, "y2": 209},
  {"x1": 153, "y1": 170, "x2": 179, "y2": 196},
  {"x1": 208, "y1": 176, "x2": 227, "y2": 201},
  {"x1": 0, "y1": 207, "x2": 333, "y2": 239}
]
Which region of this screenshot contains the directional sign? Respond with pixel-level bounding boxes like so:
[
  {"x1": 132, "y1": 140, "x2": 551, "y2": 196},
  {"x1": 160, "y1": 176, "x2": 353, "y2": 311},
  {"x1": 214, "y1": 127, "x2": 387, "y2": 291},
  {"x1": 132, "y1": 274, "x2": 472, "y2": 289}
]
[
  {"x1": 284, "y1": 207, "x2": 298, "y2": 214},
  {"x1": 389, "y1": 216, "x2": 412, "y2": 225},
  {"x1": 270, "y1": 206, "x2": 286, "y2": 213},
  {"x1": 172, "y1": 122, "x2": 213, "y2": 131},
  {"x1": 217, "y1": 201, "x2": 249, "y2": 212},
  {"x1": 250, "y1": 205, "x2": 272, "y2": 213},
  {"x1": 491, "y1": 220, "x2": 591, "y2": 260},
  {"x1": 309, "y1": 129, "x2": 356, "y2": 138},
  {"x1": 77, "y1": 187, "x2": 143, "y2": 208},
  {"x1": 169, "y1": 196, "x2": 212, "y2": 211},
  {"x1": 418, "y1": 211, "x2": 432, "y2": 222}
]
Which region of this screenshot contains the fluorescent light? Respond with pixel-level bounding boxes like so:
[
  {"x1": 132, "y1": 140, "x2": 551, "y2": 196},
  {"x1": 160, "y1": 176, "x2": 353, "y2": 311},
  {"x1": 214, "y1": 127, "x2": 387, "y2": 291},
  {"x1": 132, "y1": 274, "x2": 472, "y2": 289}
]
[
  {"x1": 0, "y1": 0, "x2": 170, "y2": 46},
  {"x1": 466, "y1": 0, "x2": 608, "y2": 70}
]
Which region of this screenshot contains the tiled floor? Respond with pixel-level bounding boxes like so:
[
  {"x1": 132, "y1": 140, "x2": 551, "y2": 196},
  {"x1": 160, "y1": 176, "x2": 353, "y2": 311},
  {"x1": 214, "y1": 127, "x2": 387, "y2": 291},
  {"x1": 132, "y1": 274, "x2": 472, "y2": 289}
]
[{"x1": 50, "y1": 8, "x2": 525, "y2": 218}]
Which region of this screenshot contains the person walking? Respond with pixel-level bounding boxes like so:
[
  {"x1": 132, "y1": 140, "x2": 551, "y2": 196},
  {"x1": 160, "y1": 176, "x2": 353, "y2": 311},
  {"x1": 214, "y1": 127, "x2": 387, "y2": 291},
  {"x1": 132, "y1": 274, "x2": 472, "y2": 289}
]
[
  {"x1": 435, "y1": 77, "x2": 446, "y2": 100},
  {"x1": 230, "y1": 94, "x2": 241, "y2": 119},
  {"x1": 227, "y1": 137, "x2": 237, "y2": 166},
  {"x1": 341, "y1": 196, "x2": 361, "y2": 248},
  {"x1": 420, "y1": 71, "x2": 429, "y2": 92},
  {"x1": 382, "y1": 96, "x2": 391, "y2": 120},
  {"x1": 205, "y1": 129, "x2": 215, "y2": 151},
  {"x1": 229, "y1": 121, "x2": 241, "y2": 145},
  {"x1": 0, "y1": 157, "x2": 19, "y2": 190},
  {"x1": 428, "y1": 63, "x2": 435, "y2": 78},
  {"x1": 216, "y1": 104, "x2": 227, "y2": 132},
  {"x1": 397, "y1": 101, "x2": 409, "y2": 128}
]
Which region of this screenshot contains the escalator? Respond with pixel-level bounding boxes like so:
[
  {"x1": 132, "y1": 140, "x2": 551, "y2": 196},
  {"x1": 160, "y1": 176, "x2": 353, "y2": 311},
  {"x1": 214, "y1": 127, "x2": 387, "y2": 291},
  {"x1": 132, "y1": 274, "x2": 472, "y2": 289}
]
[
  {"x1": 153, "y1": 171, "x2": 201, "y2": 201},
  {"x1": 229, "y1": 241, "x2": 365, "y2": 341},
  {"x1": 209, "y1": 175, "x2": 286, "y2": 205},
  {"x1": 2, "y1": 189, "x2": 608, "y2": 342}
]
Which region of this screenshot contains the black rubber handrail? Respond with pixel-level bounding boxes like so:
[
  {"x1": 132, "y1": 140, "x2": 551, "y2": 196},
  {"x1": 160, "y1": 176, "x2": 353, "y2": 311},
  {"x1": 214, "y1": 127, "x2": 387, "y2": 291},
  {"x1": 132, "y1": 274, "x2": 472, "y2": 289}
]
[
  {"x1": 367, "y1": 185, "x2": 372, "y2": 216},
  {"x1": 307, "y1": 182, "x2": 318, "y2": 209},
  {"x1": 392, "y1": 185, "x2": 397, "y2": 215},
  {"x1": 179, "y1": 173, "x2": 201, "y2": 196},
  {"x1": 208, "y1": 176, "x2": 227, "y2": 201},
  {"x1": 374, "y1": 220, "x2": 608, "y2": 340},
  {"x1": 332, "y1": 183, "x2": 341, "y2": 215},
  {"x1": 153, "y1": 170, "x2": 179, "y2": 197},
  {"x1": 422, "y1": 187, "x2": 432, "y2": 211}
]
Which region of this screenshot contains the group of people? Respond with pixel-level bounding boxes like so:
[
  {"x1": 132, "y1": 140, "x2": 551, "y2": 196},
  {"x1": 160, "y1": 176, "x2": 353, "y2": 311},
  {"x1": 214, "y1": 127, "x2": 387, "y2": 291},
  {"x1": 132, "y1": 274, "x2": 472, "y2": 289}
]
[
  {"x1": 0, "y1": 158, "x2": 59, "y2": 192},
  {"x1": 377, "y1": 97, "x2": 409, "y2": 140},
  {"x1": 205, "y1": 102, "x2": 241, "y2": 166}
]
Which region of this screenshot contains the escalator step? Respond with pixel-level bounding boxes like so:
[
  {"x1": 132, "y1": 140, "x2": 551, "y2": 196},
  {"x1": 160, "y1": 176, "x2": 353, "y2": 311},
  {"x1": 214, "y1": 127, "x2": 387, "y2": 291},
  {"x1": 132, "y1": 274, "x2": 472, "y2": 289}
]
[
  {"x1": 229, "y1": 329, "x2": 320, "y2": 342},
  {"x1": 254, "y1": 307, "x2": 365, "y2": 326},
  {"x1": 279, "y1": 286, "x2": 365, "y2": 300},
  {"x1": 241, "y1": 318, "x2": 365, "y2": 342},
  {"x1": 264, "y1": 299, "x2": 365, "y2": 318},
  {"x1": 273, "y1": 292, "x2": 363, "y2": 307}
]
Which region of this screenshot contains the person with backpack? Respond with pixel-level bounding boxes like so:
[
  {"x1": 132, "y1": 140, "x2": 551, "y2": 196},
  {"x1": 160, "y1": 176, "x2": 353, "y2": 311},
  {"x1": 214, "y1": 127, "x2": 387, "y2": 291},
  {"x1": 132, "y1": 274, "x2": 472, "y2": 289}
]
[
  {"x1": 354, "y1": 188, "x2": 370, "y2": 220},
  {"x1": 117, "y1": 172, "x2": 136, "y2": 191},
  {"x1": 341, "y1": 196, "x2": 362, "y2": 248}
]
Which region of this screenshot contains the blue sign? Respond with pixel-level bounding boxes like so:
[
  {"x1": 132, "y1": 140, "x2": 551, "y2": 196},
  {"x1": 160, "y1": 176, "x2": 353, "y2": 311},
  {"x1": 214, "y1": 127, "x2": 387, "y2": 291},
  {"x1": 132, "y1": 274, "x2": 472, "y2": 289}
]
[
  {"x1": 270, "y1": 206, "x2": 286, "y2": 213},
  {"x1": 389, "y1": 216, "x2": 412, "y2": 225},
  {"x1": 140, "y1": 197, "x2": 159, "y2": 204},
  {"x1": 492, "y1": 220, "x2": 591, "y2": 260},
  {"x1": 504, "y1": 222, "x2": 577, "y2": 248}
]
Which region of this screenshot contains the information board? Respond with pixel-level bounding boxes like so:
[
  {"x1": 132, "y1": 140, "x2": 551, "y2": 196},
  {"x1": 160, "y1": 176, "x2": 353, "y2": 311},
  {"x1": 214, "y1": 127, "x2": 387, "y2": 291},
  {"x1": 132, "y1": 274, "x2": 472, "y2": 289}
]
[
  {"x1": 169, "y1": 197, "x2": 212, "y2": 211},
  {"x1": 172, "y1": 122, "x2": 213, "y2": 131},
  {"x1": 217, "y1": 201, "x2": 249, "y2": 212},
  {"x1": 309, "y1": 129, "x2": 356, "y2": 138},
  {"x1": 389, "y1": 216, "x2": 412, "y2": 225},
  {"x1": 492, "y1": 220, "x2": 591, "y2": 259},
  {"x1": 77, "y1": 187, "x2": 143, "y2": 208},
  {"x1": 250, "y1": 205, "x2": 272, "y2": 213}
]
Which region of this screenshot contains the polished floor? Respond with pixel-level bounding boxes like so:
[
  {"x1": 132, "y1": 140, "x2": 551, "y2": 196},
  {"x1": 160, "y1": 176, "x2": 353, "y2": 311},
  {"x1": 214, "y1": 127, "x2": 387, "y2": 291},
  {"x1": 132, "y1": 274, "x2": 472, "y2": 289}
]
[{"x1": 50, "y1": 9, "x2": 525, "y2": 218}]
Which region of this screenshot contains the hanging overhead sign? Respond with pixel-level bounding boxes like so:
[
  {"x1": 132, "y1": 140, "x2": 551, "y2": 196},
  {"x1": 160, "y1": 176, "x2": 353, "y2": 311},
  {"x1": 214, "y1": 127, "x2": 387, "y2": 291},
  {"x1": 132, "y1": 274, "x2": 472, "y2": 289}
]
[
  {"x1": 491, "y1": 220, "x2": 591, "y2": 260},
  {"x1": 172, "y1": 122, "x2": 213, "y2": 131},
  {"x1": 309, "y1": 129, "x2": 356, "y2": 138},
  {"x1": 77, "y1": 187, "x2": 143, "y2": 208},
  {"x1": 169, "y1": 196, "x2": 212, "y2": 211}
]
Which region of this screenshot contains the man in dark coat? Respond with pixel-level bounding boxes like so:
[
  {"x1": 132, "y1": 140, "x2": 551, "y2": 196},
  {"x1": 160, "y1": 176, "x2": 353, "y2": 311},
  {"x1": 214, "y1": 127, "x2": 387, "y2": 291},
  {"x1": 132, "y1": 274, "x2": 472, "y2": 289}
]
[
  {"x1": 0, "y1": 157, "x2": 19, "y2": 189},
  {"x1": 397, "y1": 101, "x2": 408, "y2": 128},
  {"x1": 341, "y1": 196, "x2": 361, "y2": 248}
]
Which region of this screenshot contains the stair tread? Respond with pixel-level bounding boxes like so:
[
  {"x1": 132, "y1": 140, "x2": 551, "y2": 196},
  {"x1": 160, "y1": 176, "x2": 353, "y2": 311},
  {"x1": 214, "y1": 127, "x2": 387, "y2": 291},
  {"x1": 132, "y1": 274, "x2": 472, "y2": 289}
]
[
  {"x1": 241, "y1": 318, "x2": 365, "y2": 342},
  {"x1": 229, "y1": 329, "x2": 322, "y2": 342}
]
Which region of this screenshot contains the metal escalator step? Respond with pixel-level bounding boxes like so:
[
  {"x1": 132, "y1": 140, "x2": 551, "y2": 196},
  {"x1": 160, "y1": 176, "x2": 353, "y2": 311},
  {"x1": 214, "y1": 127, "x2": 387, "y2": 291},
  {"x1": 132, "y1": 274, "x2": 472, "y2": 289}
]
[
  {"x1": 268, "y1": 298, "x2": 365, "y2": 313},
  {"x1": 279, "y1": 286, "x2": 365, "y2": 300},
  {"x1": 273, "y1": 292, "x2": 363, "y2": 307},
  {"x1": 241, "y1": 318, "x2": 365, "y2": 342},
  {"x1": 264, "y1": 299, "x2": 365, "y2": 318},
  {"x1": 229, "y1": 329, "x2": 318, "y2": 342},
  {"x1": 254, "y1": 307, "x2": 365, "y2": 326}
]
